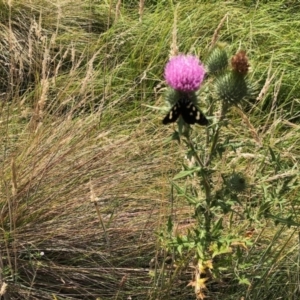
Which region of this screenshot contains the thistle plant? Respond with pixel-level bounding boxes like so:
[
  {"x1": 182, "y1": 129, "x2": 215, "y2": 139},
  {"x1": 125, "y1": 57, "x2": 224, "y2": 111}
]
[{"x1": 159, "y1": 46, "x2": 257, "y2": 299}]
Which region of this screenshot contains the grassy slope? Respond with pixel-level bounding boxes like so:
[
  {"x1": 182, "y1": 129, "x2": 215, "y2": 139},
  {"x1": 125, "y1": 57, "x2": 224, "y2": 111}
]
[{"x1": 0, "y1": 0, "x2": 300, "y2": 299}]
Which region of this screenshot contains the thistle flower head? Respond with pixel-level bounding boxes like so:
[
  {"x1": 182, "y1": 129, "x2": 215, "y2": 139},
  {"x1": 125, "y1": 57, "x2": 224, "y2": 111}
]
[
  {"x1": 231, "y1": 50, "x2": 250, "y2": 76},
  {"x1": 164, "y1": 55, "x2": 206, "y2": 92}
]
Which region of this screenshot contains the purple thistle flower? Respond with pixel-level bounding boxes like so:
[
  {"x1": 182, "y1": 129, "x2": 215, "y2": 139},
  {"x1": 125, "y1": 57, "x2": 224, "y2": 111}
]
[{"x1": 164, "y1": 55, "x2": 206, "y2": 92}]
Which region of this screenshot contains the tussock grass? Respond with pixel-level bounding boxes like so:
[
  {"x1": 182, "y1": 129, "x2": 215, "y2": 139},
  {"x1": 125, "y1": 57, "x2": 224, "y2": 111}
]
[{"x1": 0, "y1": 0, "x2": 300, "y2": 299}]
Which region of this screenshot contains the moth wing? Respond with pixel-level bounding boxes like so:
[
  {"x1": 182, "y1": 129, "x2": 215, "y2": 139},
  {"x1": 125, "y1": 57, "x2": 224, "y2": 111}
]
[
  {"x1": 162, "y1": 103, "x2": 181, "y2": 124},
  {"x1": 181, "y1": 102, "x2": 208, "y2": 125},
  {"x1": 195, "y1": 109, "x2": 209, "y2": 125}
]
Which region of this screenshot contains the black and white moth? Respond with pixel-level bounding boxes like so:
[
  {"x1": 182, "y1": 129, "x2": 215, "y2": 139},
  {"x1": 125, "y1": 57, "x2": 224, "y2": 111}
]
[{"x1": 162, "y1": 98, "x2": 208, "y2": 125}]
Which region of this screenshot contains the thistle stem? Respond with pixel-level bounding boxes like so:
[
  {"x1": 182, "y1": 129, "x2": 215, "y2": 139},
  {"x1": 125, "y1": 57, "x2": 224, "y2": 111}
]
[
  {"x1": 185, "y1": 137, "x2": 210, "y2": 197},
  {"x1": 185, "y1": 136, "x2": 212, "y2": 239},
  {"x1": 205, "y1": 101, "x2": 229, "y2": 166}
]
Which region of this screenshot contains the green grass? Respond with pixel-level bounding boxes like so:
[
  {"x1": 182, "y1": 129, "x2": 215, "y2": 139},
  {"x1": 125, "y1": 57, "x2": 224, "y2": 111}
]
[{"x1": 0, "y1": 0, "x2": 300, "y2": 299}]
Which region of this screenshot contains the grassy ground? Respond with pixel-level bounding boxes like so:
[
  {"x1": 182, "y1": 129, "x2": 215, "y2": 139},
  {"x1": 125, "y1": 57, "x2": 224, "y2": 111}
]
[{"x1": 0, "y1": 0, "x2": 300, "y2": 299}]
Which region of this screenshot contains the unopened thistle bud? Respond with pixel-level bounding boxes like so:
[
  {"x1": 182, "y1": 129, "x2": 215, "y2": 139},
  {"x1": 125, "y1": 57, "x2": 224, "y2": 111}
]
[
  {"x1": 215, "y1": 72, "x2": 248, "y2": 104},
  {"x1": 226, "y1": 172, "x2": 248, "y2": 193},
  {"x1": 205, "y1": 47, "x2": 228, "y2": 75}
]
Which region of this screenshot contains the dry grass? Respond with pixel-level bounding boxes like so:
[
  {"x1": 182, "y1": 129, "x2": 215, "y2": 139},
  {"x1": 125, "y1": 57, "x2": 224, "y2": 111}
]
[
  {"x1": 1, "y1": 104, "x2": 193, "y2": 298},
  {"x1": 0, "y1": 1, "x2": 182, "y2": 298}
]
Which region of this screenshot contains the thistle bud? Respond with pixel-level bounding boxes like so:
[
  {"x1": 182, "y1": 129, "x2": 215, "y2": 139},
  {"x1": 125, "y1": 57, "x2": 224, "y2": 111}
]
[
  {"x1": 215, "y1": 72, "x2": 248, "y2": 104},
  {"x1": 226, "y1": 172, "x2": 248, "y2": 193},
  {"x1": 205, "y1": 47, "x2": 228, "y2": 75}
]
